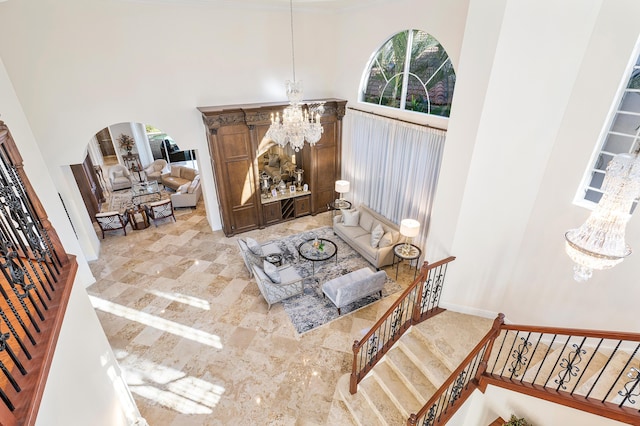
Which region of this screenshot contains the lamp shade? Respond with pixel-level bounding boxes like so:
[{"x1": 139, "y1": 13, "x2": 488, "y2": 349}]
[
  {"x1": 335, "y1": 180, "x2": 350, "y2": 194},
  {"x1": 400, "y1": 219, "x2": 420, "y2": 238}
]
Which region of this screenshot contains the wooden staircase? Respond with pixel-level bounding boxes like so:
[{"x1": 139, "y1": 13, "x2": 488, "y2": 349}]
[{"x1": 330, "y1": 311, "x2": 493, "y2": 425}]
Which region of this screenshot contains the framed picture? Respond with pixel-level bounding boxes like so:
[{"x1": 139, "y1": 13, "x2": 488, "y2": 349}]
[
  {"x1": 303, "y1": 183, "x2": 309, "y2": 192},
  {"x1": 271, "y1": 188, "x2": 278, "y2": 198},
  {"x1": 289, "y1": 185, "x2": 296, "y2": 194}
]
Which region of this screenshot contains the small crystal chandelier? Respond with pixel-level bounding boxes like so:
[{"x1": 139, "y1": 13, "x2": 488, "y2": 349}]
[
  {"x1": 266, "y1": 0, "x2": 323, "y2": 152},
  {"x1": 565, "y1": 151, "x2": 640, "y2": 281}
]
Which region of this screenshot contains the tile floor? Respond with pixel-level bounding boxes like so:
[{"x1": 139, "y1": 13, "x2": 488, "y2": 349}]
[{"x1": 87, "y1": 200, "x2": 422, "y2": 425}]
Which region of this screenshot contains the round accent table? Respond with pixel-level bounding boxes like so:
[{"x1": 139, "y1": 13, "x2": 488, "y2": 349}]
[
  {"x1": 393, "y1": 243, "x2": 422, "y2": 280},
  {"x1": 297, "y1": 238, "x2": 338, "y2": 276},
  {"x1": 327, "y1": 200, "x2": 352, "y2": 219}
]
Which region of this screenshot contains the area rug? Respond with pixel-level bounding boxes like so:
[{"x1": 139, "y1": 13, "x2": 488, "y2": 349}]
[{"x1": 274, "y1": 226, "x2": 402, "y2": 334}]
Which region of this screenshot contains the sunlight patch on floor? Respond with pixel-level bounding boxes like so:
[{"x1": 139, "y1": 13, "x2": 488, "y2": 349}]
[
  {"x1": 89, "y1": 295, "x2": 222, "y2": 348},
  {"x1": 145, "y1": 288, "x2": 211, "y2": 310}
]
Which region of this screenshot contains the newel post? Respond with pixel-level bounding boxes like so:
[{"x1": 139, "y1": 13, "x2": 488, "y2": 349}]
[
  {"x1": 475, "y1": 313, "x2": 505, "y2": 388},
  {"x1": 350, "y1": 340, "x2": 360, "y2": 394},
  {"x1": 407, "y1": 413, "x2": 418, "y2": 425}
]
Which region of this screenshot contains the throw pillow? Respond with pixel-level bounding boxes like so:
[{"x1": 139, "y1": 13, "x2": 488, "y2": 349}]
[
  {"x1": 113, "y1": 170, "x2": 124, "y2": 179},
  {"x1": 245, "y1": 237, "x2": 263, "y2": 256},
  {"x1": 379, "y1": 231, "x2": 394, "y2": 248},
  {"x1": 188, "y1": 179, "x2": 198, "y2": 194},
  {"x1": 359, "y1": 211, "x2": 376, "y2": 232},
  {"x1": 263, "y1": 260, "x2": 281, "y2": 283},
  {"x1": 342, "y1": 209, "x2": 360, "y2": 227},
  {"x1": 177, "y1": 183, "x2": 190, "y2": 194},
  {"x1": 370, "y1": 223, "x2": 384, "y2": 247},
  {"x1": 170, "y1": 165, "x2": 182, "y2": 177}
]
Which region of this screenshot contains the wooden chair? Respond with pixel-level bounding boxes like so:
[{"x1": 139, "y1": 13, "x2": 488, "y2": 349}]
[
  {"x1": 144, "y1": 199, "x2": 176, "y2": 227},
  {"x1": 95, "y1": 211, "x2": 129, "y2": 238}
]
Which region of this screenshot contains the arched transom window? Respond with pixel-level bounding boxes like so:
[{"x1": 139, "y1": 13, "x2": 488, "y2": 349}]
[{"x1": 360, "y1": 29, "x2": 456, "y2": 118}]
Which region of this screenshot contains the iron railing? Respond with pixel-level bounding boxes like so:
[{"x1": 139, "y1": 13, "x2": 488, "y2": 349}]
[
  {"x1": 349, "y1": 256, "x2": 455, "y2": 394},
  {"x1": 408, "y1": 314, "x2": 640, "y2": 425},
  {"x1": 0, "y1": 121, "x2": 76, "y2": 426}
]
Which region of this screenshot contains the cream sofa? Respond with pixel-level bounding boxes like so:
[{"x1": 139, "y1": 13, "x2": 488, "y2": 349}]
[
  {"x1": 171, "y1": 177, "x2": 202, "y2": 208},
  {"x1": 161, "y1": 165, "x2": 199, "y2": 191},
  {"x1": 333, "y1": 204, "x2": 401, "y2": 269}
]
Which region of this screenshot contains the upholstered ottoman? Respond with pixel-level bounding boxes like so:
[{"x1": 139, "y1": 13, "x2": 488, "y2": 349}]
[{"x1": 322, "y1": 267, "x2": 387, "y2": 314}]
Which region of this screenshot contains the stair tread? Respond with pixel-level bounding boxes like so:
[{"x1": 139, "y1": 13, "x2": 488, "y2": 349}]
[
  {"x1": 326, "y1": 398, "x2": 358, "y2": 426},
  {"x1": 400, "y1": 332, "x2": 452, "y2": 385},
  {"x1": 373, "y1": 360, "x2": 422, "y2": 417},
  {"x1": 360, "y1": 375, "x2": 406, "y2": 425},
  {"x1": 386, "y1": 348, "x2": 437, "y2": 403},
  {"x1": 336, "y1": 374, "x2": 386, "y2": 426}
]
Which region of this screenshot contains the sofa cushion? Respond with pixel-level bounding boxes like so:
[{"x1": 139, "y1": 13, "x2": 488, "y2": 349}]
[
  {"x1": 170, "y1": 165, "x2": 182, "y2": 177},
  {"x1": 177, "y1": 183, "x2": 190, "y2": 194},
  {"x1": 336, "y1": 223, "x2": 369, "y2": 241},
  {"x1": 354, "y1": 234, "x2": 379, "y2": 260},
  {"x1": 245, "y1": 237, "x2": 263, "y2": 256},
  {"x1": 379, "y1": 231, "x2": 394, "y2": 248},
  {"x1": 370, "y1": 223, "x2": 384, "y2": 247},
  {"x1": 359, "y1": 211, "x2": 376, "y2": 232},
  {"x1": 188, "y1": 175, "x2": 201, "y2": 194},
  {"x1": 263, "y1": 260, "x2": 281, "y2": 283},
  {"x1": 181, "y1": 167, "x2": 198, "y2": 181},
  {"x1": 343, "y1": 209, "x2": 360, "y2": 227}
]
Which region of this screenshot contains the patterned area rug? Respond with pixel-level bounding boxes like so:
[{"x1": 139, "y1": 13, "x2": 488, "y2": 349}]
[{"x1": 275, "y1": 226, "x2": 402, "y2": 334}]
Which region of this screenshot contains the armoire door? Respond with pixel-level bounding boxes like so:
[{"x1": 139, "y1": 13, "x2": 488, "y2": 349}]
[{"x1": 210, "y1": 124, "x2": 260, "y2": 235}]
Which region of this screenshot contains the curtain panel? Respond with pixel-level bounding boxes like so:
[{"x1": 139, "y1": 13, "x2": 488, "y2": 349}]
[{"x1": 342, "y1": 109, "x2": 446, "y2": 262}]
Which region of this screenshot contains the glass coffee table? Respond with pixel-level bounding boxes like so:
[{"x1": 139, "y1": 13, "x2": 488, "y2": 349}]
[
  {"x1": 131, "y1": 181, "x2": 161, "y2": 206},
  {"x1": 297, "y1": 238, "x2": 338, "y2": 276}
]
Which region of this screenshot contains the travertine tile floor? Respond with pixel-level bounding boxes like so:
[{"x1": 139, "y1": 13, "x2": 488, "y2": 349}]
[{"x1": 86, "y1": 201, "x2": 433, "y2": 425}]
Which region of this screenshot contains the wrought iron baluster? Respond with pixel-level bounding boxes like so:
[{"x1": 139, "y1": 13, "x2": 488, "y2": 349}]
[
  {"x1": 490, "y1": 330, "x2": 509, "y2": 374},
  {"x1": 532, "y1": 334, "x2": 557, "y2": 384},
  {"x1": 449, "y1": 370, "x2": 467, "y2": 406},
  {"x1": 500, "y1": 331, "x2": 520, "y2": 376},
  {"x1": 0, "y1": 329, "x2": 26, "y2": 375},
  {"x1": 618, "y1": 365, "x2": 640, "y2": 407},
  {"x1": 544, "y1": 335, "x2": 570, "y2": 387},
  {"x1": 521, "y1": 332, "x2": 542, "y2": 382},
  {"x1": 555, "y1": 337, "x2": 587, "y2": 391},
  {"x1": 586, "y1": 340, "x2": 620, "y2": 399},
  {"x1": 509, "y1": 332, "x2": 532, "y2": 379},
  {"x1": 0, "y1": 308, "x2": 30, "y2": 359},
  {"x1": 572, "y1": 338, "x2": 602, "y2": 395},
  {"x1": 605, "y1": 343, "x2": 640, "y2": 403}
]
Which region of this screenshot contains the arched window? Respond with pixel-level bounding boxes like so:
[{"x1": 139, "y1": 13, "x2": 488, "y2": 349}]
[{"x1": 360, "y1": 30, "x2": 456, "y2": 117}]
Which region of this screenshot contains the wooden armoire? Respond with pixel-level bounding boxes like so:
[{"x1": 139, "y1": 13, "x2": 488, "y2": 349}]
[{"x1": 198, "y1": 99, "x2": 347, "y2": 237}]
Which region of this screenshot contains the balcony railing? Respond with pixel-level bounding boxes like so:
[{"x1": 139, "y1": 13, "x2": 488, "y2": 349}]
[{"x1": 0, "y1": 121, "x2": 76, "y2": 426}]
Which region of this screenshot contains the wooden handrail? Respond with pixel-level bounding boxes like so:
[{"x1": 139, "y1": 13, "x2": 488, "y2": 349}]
[{"x1": 409, "y1": 314, "x2": 640, "y2": 425}]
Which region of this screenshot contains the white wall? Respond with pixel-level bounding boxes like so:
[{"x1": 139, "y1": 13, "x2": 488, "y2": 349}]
[
  {"x1": 0, "y1": 57, "x2": 139, "y2": 425},
  {"x1": 429, "y1": 0, "x2": 640, "y2": 331},
  {"x1": 455, "y1": 387, "x2": 627, "y2": 426}
]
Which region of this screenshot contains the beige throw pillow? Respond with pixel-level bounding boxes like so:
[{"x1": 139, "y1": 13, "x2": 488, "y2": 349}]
[
  {"x1": 370, "y1": 224, "x2": 384, "y2": 247},
  {"x1": 177, "y1": 183, "x2": 190, "y2": 194},
  {"x1": 379, "y1": 231, "x2": 394, "y2": 248},
  {"x1": 342, "y1": 209, "x2": 360, "y2": 227},
  {"x1": 170, "y1": 165, "x2": 182, "y2": 177}
]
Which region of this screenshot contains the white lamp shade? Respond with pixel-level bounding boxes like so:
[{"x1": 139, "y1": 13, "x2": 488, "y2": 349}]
[
  {"x1": 335, "y1": 180, "x2": 350, "y2": 194},
  {"x1": 400, "y1": 219, "x2": 420, "y2": 238}
]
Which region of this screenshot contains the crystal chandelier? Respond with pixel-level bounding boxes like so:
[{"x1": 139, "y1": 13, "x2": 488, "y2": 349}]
[
  {"x1": 565, "y1": 152, "x2": 640, "y2": 281},
  {"x1": 265, "y1": 0, "x2": 323, "y2": 152}
]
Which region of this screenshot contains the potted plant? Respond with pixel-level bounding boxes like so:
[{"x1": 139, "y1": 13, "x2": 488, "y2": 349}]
[
  {"x1": 504, "y1": 414, "x2": 532, "y2": 426},
  {"x1": 117, "y1": 133, "x2": 135, "y2": 154}
]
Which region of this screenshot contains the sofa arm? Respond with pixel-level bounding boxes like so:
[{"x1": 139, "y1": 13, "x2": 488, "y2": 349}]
[{"x1": 333, "y1": 214, "x2": 343, "y2": 226}]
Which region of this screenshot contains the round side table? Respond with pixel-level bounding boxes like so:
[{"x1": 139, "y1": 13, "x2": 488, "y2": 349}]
[{"x1": 393, "y1": 243, "x2": 422, "y2": 280}]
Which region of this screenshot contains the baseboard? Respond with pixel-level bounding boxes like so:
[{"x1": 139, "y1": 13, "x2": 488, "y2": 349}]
[{"x1": 438, "y1": 301, "x2": 509, "y2": 323}]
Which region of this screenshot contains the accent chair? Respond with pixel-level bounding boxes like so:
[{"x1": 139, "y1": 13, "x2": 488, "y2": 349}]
[
  {"x1": 95, "y1": 211, "x2": 129, "y2": 238},
  {"x1": 108, "y1": 164, "x2": 133, "y2": 191},
  {"x1": 237, "y1": 238, "x2": 283, "y2": 278},
  {"x1": 250, "y1": 263, "x2": 304, "y2": 310},
  {"x1": 143, "y1": 159, "x2": 167, "y2": 182},
  {"x1": 144, "y1": 199, "x2": 176, "y2": 227}
]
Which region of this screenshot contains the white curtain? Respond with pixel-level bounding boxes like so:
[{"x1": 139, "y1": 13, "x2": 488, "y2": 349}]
[{"x1": 342, "y1": 109, "x2": 446, "y2": 262}]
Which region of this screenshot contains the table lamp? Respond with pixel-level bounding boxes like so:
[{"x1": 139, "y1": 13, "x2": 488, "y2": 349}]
[
  {"x1": 335, "y1": 180, "x2": 350, "y2": 208},
  {"x1": 400, "y1": 219, "x2": 420, "y2": 255}
]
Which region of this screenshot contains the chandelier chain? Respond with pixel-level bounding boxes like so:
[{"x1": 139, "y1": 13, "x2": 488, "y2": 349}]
[{"x1": 290, "y1": 0, "x2": 296, "y2": 83}]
